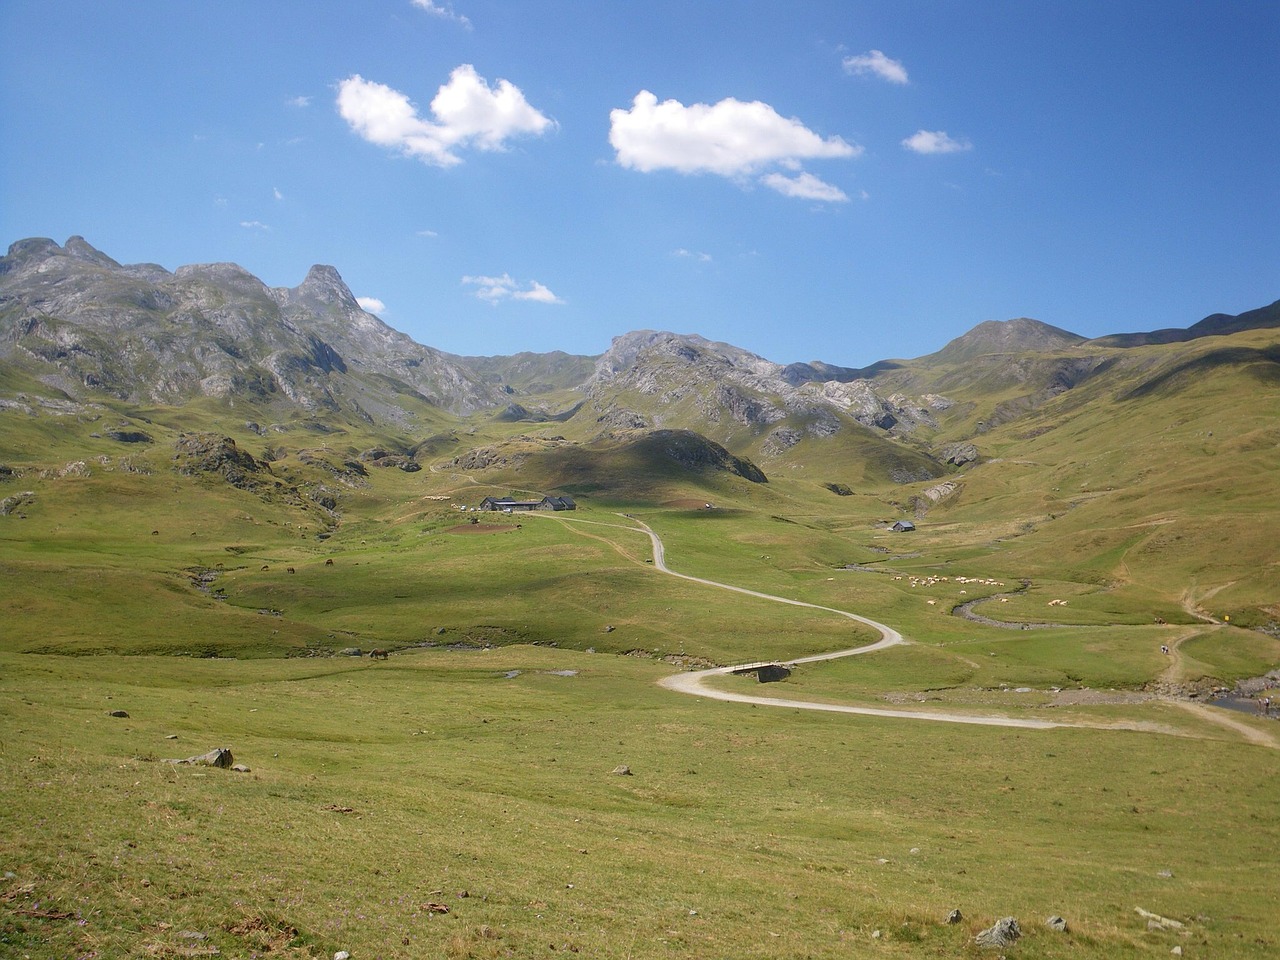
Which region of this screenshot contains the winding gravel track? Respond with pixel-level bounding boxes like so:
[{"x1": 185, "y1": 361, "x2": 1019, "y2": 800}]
[{"x1": 539, "y1": 513, "x2": 1060, "y2": 730}]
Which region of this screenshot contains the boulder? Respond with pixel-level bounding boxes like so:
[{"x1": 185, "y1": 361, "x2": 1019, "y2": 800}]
[
  {"x1": 107, "y1": 709, "x2": 130, "y2": 718},
  {"x1": 612, "y1": 765, "x2": 633, "y2": 776},
  {"x1": 1046, "y1": 915, "x2": 1068, "y2": 931},
  {"x1": 945, "y1": 909, "x2": 963, "y2": 924},
  {"x1": 941, "y1": 442, "x2": 980, "y2": 466},
  {"x1": 163, "y1": 747, "x2": 234, "y2": 768},
  {"x1": 975, "y1": 917, "x2": 1021, "y2": 948}
]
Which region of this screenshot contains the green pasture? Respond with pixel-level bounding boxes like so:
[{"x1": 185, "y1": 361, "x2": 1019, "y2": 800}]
[
  {"x1": 3, "y1": 381, "x2": 1280, "y2": 958},
  {"x1": 3, "y1": 647, "x2": 1278, "y2": 959}
]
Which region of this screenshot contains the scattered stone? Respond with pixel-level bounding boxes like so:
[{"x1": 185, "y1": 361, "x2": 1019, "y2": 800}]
[
  {"x1": 871, "y1": 929, "x2": 882, "y2": 939},
  {"x1": 975, "y1": 917, "x2": 1021, "y2": 948},
  {"x1": 231, "y1": 764, "x2": 251, "y2": 773},
  {"x1": 339, "y1": 647, "x2": 362, "y2": 657},
  {"x1": 107, "y1": 709, "x2": 130, "y2": 718},
  {"x1": 1171, "y1": 947, "x2": 1183, "y2": 956},
  {"x1": 420, "y1": 902, "x2": 450, "y2": 914},
  {"x1": 1157, "y1": 869, "x2": 1173, "y2": 878},
  {"x1": 1046, "y1": 915, "x2": 1068, "y2": 931},
  {"x1": 179, "y1": 931, "x2": 208, "y2": 940},
  {"x1": 162, "y1": 747, "x2": 234, "y2": 769},
  {"x1": 945, "y1": 909, "x2": 963, "y2": 924},
  {"x1": 334, "y1": 952, "x2": 350, "y2": 960},
  {"x1": 1135, "y1": 907, "x2": 1184, "y2": 929},
  {"x1": 604, "y1": 625, "x2": 615, "y2": 633},
  {"x1": 165, "y1": 734, "x2": 179, "y2": 739},
  {"x1": 612, "y1": 765, "x2": 633, "y2": 776}
]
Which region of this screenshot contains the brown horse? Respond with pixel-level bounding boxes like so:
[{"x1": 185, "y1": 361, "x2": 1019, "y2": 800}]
[{"x1": 369, "y1": 649, "x2": 389, "y2": 661}]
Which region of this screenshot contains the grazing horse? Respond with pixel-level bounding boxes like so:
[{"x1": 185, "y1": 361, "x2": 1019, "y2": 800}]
[{"x1": 369, "y1": 649, "x2": 389, "y2": 660}]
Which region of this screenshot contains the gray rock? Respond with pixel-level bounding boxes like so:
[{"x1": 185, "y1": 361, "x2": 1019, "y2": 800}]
[
  {"x1": 162, "y1": 747, "x2": 234, "y2": 768},
  {"x1": 231, "y1": 764, "x2": 251, "y2": 773},
  {"x1": 1046, "y1": 915, "x2": 1068, "y2": 931},
  {"x1": 339, "y1": 647, "x2": 363, "y2": 657},
  {"x1": 612, "y1": 765, "x2": 633, "y2": 776},
  {"x1": 975, "y1": 917, "x2": 1021, "y2": 948},
  {"x1": 107, "y1": 709, "x2": 130, "y2": 718},
  {"x1": 941, "y1": 441, "x2": 980, "y2": 466},
  {"x1": 945, "y1": 909, "x2": 963, "y2": 924}
]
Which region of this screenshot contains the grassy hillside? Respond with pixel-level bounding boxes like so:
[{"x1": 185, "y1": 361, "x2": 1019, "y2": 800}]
[{"x1": 3, "y1": 321, "x2": 1280, "y2": 958}]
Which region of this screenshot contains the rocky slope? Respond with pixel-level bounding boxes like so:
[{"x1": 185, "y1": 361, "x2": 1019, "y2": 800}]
[{"x1": 0, "y1": 236, "x2": 502, "y2": 421}]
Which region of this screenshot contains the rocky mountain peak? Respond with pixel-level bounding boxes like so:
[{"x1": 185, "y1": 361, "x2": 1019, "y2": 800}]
[
  {"x1": 63, "y1": 236, "x2": 122, "y2": 269},
  {"x1": 930, "y1": 317, "x2": 1086, "y2": 363},
  {"x1": 295, "y1": 264, "x2": 358, "y2": 308}
]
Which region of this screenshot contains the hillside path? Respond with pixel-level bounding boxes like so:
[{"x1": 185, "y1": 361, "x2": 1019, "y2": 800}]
[
  {"x1": 536, "y1": 513, "x2": 1059, "y2": 730},
  {"x1": 530, "y1": 513, "x2": 1275, "y2": 744}
]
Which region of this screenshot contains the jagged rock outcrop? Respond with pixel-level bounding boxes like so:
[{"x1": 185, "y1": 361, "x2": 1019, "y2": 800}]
[
  {"x1": 0, "y1": 236, "x2": 502, "y2": 419},
  {"x1": 172, "y1": 434, "x2": 268, "y2": 490},
  {"x1": 579, "y1": 330, "x2": 951, "y2": 442}
]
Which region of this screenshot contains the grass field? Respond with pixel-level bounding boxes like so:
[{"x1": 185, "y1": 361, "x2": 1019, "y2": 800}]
[{"x1": 3, "y1": 373, "x2": 1280, "y2": 957}]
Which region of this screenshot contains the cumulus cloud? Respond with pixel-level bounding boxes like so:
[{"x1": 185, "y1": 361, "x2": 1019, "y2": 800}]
[
  {"x1": 411, "y1": 0, "x2": 471, "y2": 29},
  {"x1": 842, "y1": 50, "x2": 909, "y2": 84},
  {"x1": 902, "y1": 129, "x2": 972, "y2": 154},
  {"x1": 462, "y1": 273, "x2": 564, "y2": 305},
  {"x1": 239, "y1": 220, "x2": 269, "y2": 231},
  {"x1": 337, "y1": 65, "x2": 553, "y2": 167},
  {"x1": 609, "y1": 91, "x2": 858, "y2": 202},
  {"x1": 273, "y1": 187, "x2": 284, "y2": 201},
  {"x1": 286, "y1": 95, "x2": 312, "y2": 108},
  {"x1": 356, "y1": 296, "x2": 387, "y2": 314},
  {"x1": 760, "y1": 171, "x2": 849, "y2": 202},
  {"x1": 610, "y1": 91, "x2": 859, "y2": 177}
]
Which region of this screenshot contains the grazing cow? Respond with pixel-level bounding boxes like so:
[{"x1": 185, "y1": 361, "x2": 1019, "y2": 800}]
[
  {"x1": 325, "y1": 558, "x2": 334, "y2": 566},
  {"x1": 261, "y1": 565, "x2": 269, "y2": 571},
  {"x1": 287, "y1": 567, "x2": 296, "y2": 574},
  {"x1": 369, "y1": 649, "x2": 389, "y2": 660}
]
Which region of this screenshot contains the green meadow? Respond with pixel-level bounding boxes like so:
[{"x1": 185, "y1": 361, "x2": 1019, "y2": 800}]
[{"x1": 3, "y1": 384, "x2": 1280, "y2": 959}]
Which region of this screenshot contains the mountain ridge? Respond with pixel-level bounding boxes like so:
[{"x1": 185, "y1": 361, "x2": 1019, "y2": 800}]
[{"x1": 3, "y1": 236, "x2": 1277, "y2": 492}]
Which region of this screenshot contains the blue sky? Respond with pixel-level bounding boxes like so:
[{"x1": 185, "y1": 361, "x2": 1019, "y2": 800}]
[{"x1": 2, "y1": 1, "x2": 1276, "y2": 367}]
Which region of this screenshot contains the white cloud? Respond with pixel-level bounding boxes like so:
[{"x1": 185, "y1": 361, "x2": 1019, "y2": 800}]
[
  {"x1": 462, "y1": 273, "x2": 564, "y2": 305},
  {"x1": 273, "y1": 187, "x2": 284, "y2": 201},
  {"x1": 902, "y1": 129, "x2": 972, "y2": 154},
  {"x1": 416, "y1": 229, "x2": 439, "y2": 238},
  {"x1": 411, "y1": 0, "x2": 471, "y2": 29},
  {"x1": 673, "y1": 248, "x2": 712, "y2": 262},
  {"x1": 609, "y1": 91, "x2": 859, "y2": 177},
  {"x1": 761, "y1": 171, "x2": 849, "y2": 203},
  {"x1": 357, "y1": 296, "x2": 387, "y2": 314},
  {"x1": 336, "y1": 65, "x2": 553, "y2": 167},
  {"x1": 239, "y1": 220, "x2": 269, "y2": 231},
  {"x1": 286, "y1": 95, "x2": 312, "y2": 108},
  {"x1": 842, "y1": 50, "x2": 909, "y2": 84}
]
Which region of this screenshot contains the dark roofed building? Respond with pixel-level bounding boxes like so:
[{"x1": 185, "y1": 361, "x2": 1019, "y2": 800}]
[
  {"x1": 538, "y1": 495, "x2": 577, "y2": 511},
  {"x1": 479, "y1": 496, "x2": 542, "y2": 512},
  {"x1": 891, "y1": 520, "x2": 916, "y2": 532}
]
